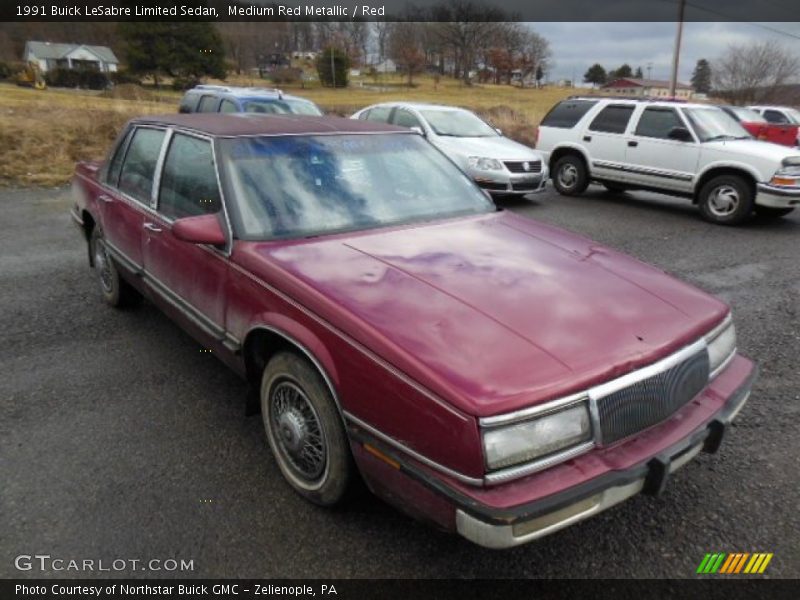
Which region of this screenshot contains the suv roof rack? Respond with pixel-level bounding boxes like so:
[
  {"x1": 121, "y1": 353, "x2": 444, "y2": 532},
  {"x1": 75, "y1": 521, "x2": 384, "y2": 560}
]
[
  {"x1": 192, "y1": 84, "x2": 284, "y2": 99},
  {"x1": 566, "y1": 95, "x2": 689, "y2": 103}
]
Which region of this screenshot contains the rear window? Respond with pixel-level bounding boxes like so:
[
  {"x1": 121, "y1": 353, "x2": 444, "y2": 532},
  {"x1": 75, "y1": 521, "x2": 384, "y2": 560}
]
[
  {"x1": 589, "y1": 105, "x2": 635, "y2": 134},
  {"x1": 197, "y1": 96, "x2": 219, "y2": 113},
  {"x1": 541, "y1": 100, "x2": 598, "y2": 129}
]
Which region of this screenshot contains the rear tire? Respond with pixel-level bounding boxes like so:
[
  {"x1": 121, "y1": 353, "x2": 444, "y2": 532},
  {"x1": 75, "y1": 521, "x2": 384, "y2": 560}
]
[
  {"x1": 755, "y1": 205, "x2": 794, "y2": 218},
  {"x1": 90, "y1": 226, "x2": 141, "y2": 308},
  {"x1": 261, "y1": 352, "x2": 354, "y2": 506},
  {"x1": 698, "y1": 174, "x2": 754, "y2": 225},
  {"x1": 552, "y1": 155, "x2": 589, "y2": 196}
]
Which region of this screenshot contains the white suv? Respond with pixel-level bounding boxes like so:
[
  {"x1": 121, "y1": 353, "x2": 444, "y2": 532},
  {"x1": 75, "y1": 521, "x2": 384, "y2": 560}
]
[{"x1": 537, "y1": 97, "x2": 800, "y2": 224}]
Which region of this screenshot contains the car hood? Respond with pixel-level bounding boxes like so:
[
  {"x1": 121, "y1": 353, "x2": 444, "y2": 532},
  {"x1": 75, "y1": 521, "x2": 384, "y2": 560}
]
[
  {"x1": 433, "y1": 135, "x2": 540, "y2": 162},
  {"x1": 248, "y1": 212, "x2": 727, "y2": 417},
  {"x1": 702, "y1": 138, "x2": 800, "y2": 162}
]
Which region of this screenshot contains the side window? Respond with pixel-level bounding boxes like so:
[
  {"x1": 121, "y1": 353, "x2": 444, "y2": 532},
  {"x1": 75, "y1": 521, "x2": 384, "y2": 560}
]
[
  {"x1": 158, "y1": 134, "x2": 221, "y2": 221},
  {"x1": 118, "y1": 128, "x2": 166, "y2": 204},
  {"x1": 197, "y1": 95, "x2": 219, "y2": 113},
  {"x1": 588, "y1": 105, "x2": 635, "y2": 134},
  {"x1": 393, "y1": 109, "x2": 422, "y2": 129},
  {"x1": 179, "y1": 93, "x2": 199, "y2": 114},
  {"x1": 763, "y1": 110, "x2": 789, "y2": 124},
  {"x1": 220, "y1": 99, "x2": 238, "y2": 113},
  {"x1": 365, "y1": 106, "x2": 392, "y2": 123},
  {"x1": 105, "y1": 128, "x2": 134, "y2": 187},
  {"x1": 357, "y1": 110, "x2": 370, "y2": 121},
  {"x1": 540, "y1": 100, "x2": 598, "y2": 128},
  {"x1": 634, "y1": 108, "x2": 683, "y2": 139}
]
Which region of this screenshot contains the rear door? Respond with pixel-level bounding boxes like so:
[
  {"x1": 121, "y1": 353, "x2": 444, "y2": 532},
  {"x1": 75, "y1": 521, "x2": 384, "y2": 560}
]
[
  {"x1": 142, "y1": 131, "x2": 230, "y2": 346},
  {"x1": 583, "y1": 103, "x2": 636, "y2": 182},
  {"x1": 101, "y1": 126, "x2": 167, "y2": 272},
  {"x1": 624, "y1": 106, "x2": 699, "y2": 193}
]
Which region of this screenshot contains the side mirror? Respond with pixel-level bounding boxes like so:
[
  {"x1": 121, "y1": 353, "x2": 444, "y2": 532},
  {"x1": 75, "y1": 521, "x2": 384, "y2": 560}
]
[
  {"x1": 172, "y1": 214, "x2": 226, "y2": 246},
  {"x1": 667, "y1": 126, "x2": 693, "y2": 142},
  {"x1": 410, "y1": 125, "x2": 426, "y2": 137}
]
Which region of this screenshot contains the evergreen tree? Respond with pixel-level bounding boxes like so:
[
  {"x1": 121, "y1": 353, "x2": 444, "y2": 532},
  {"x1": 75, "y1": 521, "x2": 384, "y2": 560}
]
[
  {"x1": 691, "y1": 58, "x2": 712, "y2": 94},
  {"x1": 316, "y1": 46, "x2": 350, "y2": 88},
  {"x1": 583, "y1": 63, "x2": 607, "y2": 87},
  {"x1": 634, "y1": 66, "x2": 644, "y2": 78}
]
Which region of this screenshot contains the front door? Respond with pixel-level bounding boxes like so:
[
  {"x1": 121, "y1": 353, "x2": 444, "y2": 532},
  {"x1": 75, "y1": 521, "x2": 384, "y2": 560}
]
[
  {"x1": 142, "y1": 131, "x2": 229, "y2": 345},
  {"x1": 624, "y1": 106, "x2": 700, "y2": 193}
]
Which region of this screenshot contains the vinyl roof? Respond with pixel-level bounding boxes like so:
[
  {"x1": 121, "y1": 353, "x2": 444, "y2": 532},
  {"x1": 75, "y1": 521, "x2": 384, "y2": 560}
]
[{"x1": 129, "y1": 113, "x2": 409, "y2": 137}]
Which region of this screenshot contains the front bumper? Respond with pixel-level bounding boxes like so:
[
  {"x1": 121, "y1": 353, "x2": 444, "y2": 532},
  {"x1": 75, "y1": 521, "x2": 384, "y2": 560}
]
[
  {"x1": 756, "y1": 183, "x2": 800, "y2": 208},
  {"x1": 350, "y1": 356, "x2": 756, "y2": 549},
  {"x1": 473, "y1": 169, "x2": 549, "y2": 196}
]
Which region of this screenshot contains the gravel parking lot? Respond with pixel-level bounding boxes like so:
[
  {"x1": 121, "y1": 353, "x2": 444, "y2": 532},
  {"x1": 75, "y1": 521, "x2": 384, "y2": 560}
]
[{"x1": 1, "y1": 185, "x2": 798, "y2": 578}]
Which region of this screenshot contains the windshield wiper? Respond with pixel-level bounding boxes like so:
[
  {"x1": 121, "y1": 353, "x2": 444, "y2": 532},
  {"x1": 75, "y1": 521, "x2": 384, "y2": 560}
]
[{"x1": 704, "y1": 134, "x2": 737, "y2": 142}]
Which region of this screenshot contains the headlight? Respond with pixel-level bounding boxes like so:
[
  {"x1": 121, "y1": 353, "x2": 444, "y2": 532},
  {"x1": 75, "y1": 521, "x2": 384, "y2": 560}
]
[
  {"x1": 771, "y1": 157, "x2": 800, "y2": 185},
  {"x1": 705, "y1": 316, "x2": 736, "y2": 378},
  {"x1": 482, "y1": 403, "x2": 592, "y2": 470},
  {"x1": 468, "y1": 156, "x2": 504, "y2": 171}
]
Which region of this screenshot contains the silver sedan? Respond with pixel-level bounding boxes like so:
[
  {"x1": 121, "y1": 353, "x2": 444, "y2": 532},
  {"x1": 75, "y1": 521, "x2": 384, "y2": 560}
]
[{"x1": 351, "y1": 102, "x2": 548, "y2": 197}]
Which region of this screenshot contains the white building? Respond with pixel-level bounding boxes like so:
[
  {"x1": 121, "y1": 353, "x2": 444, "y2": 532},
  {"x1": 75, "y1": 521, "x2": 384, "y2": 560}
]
[
  {"x1": 24, "y1": 41, "x2": 119, "y2": 73},
  {"x1": 602, "y1": 78, "x2": 693, "y2": 99}
]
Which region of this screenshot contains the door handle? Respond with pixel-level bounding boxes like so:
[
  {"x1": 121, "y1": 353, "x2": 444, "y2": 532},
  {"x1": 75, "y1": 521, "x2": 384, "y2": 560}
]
[
  {"x1": 98, "y1": 194, "x2": 113, "y2": 203},
  {"x1": 583, "y1": 136, "x2": 592, "y2": 142},
  {"x1": 627, "y1": 141, "x2": 638, "y2": 147},
  {"x1": 143, "y1": 222, "x2": 163, "y2": 233}
]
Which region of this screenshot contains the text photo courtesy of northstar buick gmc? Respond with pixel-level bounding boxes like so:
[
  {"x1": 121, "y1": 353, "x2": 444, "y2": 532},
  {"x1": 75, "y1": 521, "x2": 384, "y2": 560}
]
[{"x1": 71, "y1": 113, "x2": 755, "y2": 549}]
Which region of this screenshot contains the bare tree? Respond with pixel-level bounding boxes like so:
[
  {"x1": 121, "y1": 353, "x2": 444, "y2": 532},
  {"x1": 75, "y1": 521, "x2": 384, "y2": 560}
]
[
  {"x1": 388, "y1": 22, "x2": 427, "y2": 86},
  {"x1": 518, "y1": 29, "x2": 552, "y2": 87},
  {"x1": 713, "y1": 40, "x2": 800, "y2": 104}
]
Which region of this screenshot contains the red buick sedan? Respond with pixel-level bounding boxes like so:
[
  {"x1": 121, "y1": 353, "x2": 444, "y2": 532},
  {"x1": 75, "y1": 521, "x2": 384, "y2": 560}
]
[{"x1": 71, "y1": 114, "x2": 756, "y2": 549}]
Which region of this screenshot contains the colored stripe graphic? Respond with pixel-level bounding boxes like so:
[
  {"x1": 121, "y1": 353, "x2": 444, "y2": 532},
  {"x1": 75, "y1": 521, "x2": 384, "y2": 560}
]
[{"x1": 701, "y1": 553, "x2": 773, "y2": 574}]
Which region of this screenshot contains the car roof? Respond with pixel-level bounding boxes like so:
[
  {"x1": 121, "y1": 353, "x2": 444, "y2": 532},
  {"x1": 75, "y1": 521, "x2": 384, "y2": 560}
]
[
  {"x1": 129, "y1": 113, "x2": 409, "y2": 137},
  {"x1": 366, "y1": 102, "x2": 472, "y2": 112},
  {"x1": 185, "y1": 85, "x2": 311, "y2": 103},
  {"x1": 566, "y1": 96, "x2": 712, "y2": 110}
]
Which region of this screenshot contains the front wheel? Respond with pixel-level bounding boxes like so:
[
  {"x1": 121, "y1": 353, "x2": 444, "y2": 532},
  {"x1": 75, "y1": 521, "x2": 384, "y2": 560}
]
[
  {"x1": 552, "y1": 155, "x2": 589, "y2": 196},
  {"x1": 261, "y1": 352, "x2": 354, "y2": 506},
  {"x1": 698, "y1": 175, "x2": 754, "y2": 225},
  {"x1": 755, "y1": 205, "x2": 795, "y2": 218}
]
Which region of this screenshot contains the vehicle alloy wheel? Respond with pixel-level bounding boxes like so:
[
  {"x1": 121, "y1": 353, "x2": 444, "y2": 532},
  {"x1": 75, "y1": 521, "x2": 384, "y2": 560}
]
[
  {"x1": 698, "y1": 174, "x2": 754, "y2": 225},
  {"x1": 552, "y1": 155, "x2": 589, "y2": 196},
  {"x1": 261, "y1": 352, "x2": 354, "y2": 506}
]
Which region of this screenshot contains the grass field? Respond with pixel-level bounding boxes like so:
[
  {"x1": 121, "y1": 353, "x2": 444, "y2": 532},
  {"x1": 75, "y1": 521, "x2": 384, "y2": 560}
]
[{"x1": 0, "y1": 75, "x2": 585, "y2": 186}]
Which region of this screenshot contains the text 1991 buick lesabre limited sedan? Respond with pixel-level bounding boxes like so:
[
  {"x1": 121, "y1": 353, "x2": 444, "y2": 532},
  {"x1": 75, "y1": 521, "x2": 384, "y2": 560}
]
[{"x1": 71, "y1": 114, "x2": 756, "y2": 549}]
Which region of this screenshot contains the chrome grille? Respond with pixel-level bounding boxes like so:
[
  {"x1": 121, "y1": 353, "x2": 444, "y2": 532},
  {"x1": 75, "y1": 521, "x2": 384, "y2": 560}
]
[
  {"x1": 597, "y1": 350, "x2": 710, "y2": 445},
  {"x1": 504, "y1": 160, "x2": 542, "y2": 173}
]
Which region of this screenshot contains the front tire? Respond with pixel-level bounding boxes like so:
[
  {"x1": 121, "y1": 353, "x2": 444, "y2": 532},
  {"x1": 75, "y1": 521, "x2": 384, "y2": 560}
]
[
  {"x1": 90, "y1": 226, "x2": 141, "y2": 308},
  {"x1": 755, "y1": 205, "x2": 794, "y2": 218},
  {"x1": 261, "y1": 352, "x2": 354, "y2": 506},
  {"x1": 552, "y1": 155, "x2": 589, "y2": 196},
  {"x1": 698, "y1": 174, "x2": 754, "y2": 225}
]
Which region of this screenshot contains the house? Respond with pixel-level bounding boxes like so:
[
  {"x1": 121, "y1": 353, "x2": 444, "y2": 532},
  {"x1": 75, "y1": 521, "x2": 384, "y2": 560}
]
[
  {"x1": 601, "y1": 78, "x2": 693, "y2": 99},
  {"x1": 24, "y1": 41, "x2": 118, "y2": 73},
  {"x1": 373, "y1": 59, "x2": 397, "y2": 74}
]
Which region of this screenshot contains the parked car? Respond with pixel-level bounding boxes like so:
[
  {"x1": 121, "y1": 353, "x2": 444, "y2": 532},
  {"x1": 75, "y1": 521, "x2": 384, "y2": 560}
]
[
  {"x1": 179, "y1": 84, "x2": 322, "y2": 116},
  {"x1": 537, "y1": 97, "x2": 800, "y2": 224},
  {"x1": 748, "y1": 105, "x2": 800, "y2": 130},
  {"x1": 71, "y1": 113, "x2": 755, "y2": 549},
  {"x1": 719, "y1": 105, "x2": 799, "y2": 148},
  {"x1": 351, "y1": 102, "x2": 548, "y2": 197}
]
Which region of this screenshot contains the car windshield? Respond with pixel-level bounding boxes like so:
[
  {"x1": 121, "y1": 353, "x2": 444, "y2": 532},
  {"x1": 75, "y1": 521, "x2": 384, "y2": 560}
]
[
  {"x1": 727, "y1": 106, "x2": 766, "y2": 124},
  {"x1": 220, "y1": 134, "x2": 494, "y2": 240},
  {"x1": 682, "y1": 107, "x2": 751, "y2": 142},
  {"x1": 419, "y1": 109, "x2": 498, "y2": 137},
  {"x1": 244, "y1": 99, "x2": 322, "y2": 116}
]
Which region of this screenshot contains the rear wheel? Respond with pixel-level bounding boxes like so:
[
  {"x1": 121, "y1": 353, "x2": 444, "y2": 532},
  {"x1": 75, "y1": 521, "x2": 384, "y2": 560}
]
[
  {"x1": 552, "y1": 155, "x2": 589, "y2": 196},
  {"x1": 755, "y1": 205, "x2": 795, "y2": 218},
  {"x1": 698, "y1": 174, "x2": 754, "y2": 225},
  {"x1": 261, "y1": 352, "x2": 354, "y2": 506},
  {"x1": 90, "y1": 226, "x2": 141, "y2": 308}
]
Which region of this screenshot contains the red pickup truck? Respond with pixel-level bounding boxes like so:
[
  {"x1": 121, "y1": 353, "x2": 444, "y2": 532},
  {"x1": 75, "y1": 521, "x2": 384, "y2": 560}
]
[{"x1": 721, "y1": 105, "x2": 799, "y2": 147}]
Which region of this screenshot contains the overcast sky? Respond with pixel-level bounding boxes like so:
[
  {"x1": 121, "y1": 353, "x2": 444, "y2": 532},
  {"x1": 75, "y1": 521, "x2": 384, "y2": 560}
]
[{"x1": 534, "y1": 22, "x2": 800, "y2": 85}]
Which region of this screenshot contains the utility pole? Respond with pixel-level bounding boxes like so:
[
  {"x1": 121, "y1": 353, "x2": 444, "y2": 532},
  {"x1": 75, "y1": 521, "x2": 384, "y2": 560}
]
[
  {"x1": 331, "y1": 46, "x2": 336, "y2": 89},
  {"x1": 647, "y1": 62, "x2": 653, "y2": 80},
  {"x1": 669, "y1": 0, "x2": 686, "y2": 97}
]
